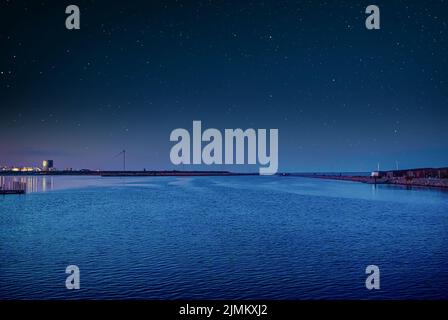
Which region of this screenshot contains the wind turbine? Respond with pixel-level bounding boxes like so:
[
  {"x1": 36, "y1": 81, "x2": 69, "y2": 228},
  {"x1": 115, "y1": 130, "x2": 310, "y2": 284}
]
[{"x1": 114, "y1": 150, "x2": 126, "y2": 171}]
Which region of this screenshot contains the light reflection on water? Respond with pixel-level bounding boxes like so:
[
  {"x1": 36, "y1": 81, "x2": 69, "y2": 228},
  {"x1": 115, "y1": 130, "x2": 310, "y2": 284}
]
[
  {"x1": 0, "y1": 176, "x2": 54, "y2": 193},
  {"x1": 0, "y1": 175, "x2": 133, "y2": 193}
]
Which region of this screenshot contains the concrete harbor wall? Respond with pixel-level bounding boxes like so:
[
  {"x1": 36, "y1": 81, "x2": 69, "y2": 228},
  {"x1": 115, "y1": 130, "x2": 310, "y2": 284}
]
[{"x1": 284, "y1": 168, "x2": 448, "y2": 189}]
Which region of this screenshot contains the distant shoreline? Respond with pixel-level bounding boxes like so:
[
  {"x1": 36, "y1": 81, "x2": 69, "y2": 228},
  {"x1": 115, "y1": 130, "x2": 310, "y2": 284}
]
[
  {"x1": 0, "y1": 170, "x2": 258, "y2": 177},
  {"x1": 283, "y1": 173, "x2": 448, "y2": 189},
  {"x1": 2, "y1": 169, "x2": 448, "y2": 189}
]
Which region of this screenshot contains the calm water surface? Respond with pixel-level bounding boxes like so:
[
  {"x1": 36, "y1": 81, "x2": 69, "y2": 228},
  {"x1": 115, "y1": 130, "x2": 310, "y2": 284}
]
[{"x1": 0, "y1": 175, "x2": 447, "y2": 299}]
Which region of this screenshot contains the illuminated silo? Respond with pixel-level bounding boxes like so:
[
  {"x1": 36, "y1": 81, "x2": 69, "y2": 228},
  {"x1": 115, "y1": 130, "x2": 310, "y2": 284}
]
[{"x1": 42, "y1": 160, "x2": 54, "y2": 171}]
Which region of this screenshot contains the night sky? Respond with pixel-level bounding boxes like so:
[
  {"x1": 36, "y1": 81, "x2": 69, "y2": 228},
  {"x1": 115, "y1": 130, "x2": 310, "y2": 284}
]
[{"x1": 0, "y1": 0, "x2": 447, "y2": 172}]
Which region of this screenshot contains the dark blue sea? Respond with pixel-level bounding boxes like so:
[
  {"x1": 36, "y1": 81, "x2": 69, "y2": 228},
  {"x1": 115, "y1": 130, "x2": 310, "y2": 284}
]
[{"x1": 1, "y1": 175, "x2": 447, "y2": 299}]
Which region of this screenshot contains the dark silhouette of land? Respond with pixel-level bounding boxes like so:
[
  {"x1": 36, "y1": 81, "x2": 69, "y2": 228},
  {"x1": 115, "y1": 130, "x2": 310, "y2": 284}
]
[
  {"x1": 0, "y1": 170, "x2": 257, "y2": 177},
  {"x1": 284, "y1": 167, "x2": 448, "y2": 189}
]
